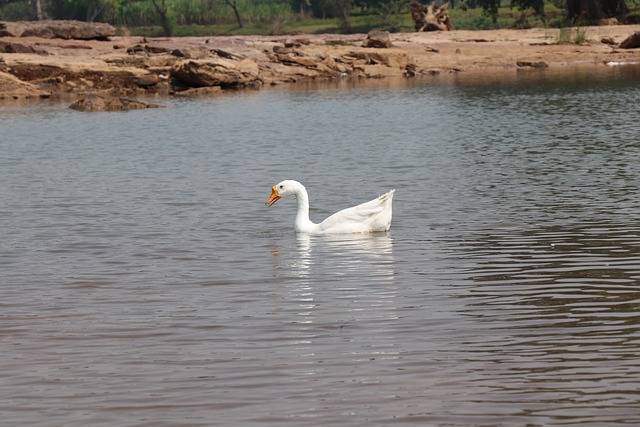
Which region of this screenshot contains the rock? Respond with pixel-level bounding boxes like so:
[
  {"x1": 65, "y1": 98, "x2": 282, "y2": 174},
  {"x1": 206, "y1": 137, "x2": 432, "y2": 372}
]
[
  {"x1": 273, "y1": 45, "x2": 296, "y2": 55},
  {"x1": 0, "y1": 20, "x2": 115, "y2": 40},
  {"x1": 133, "y1": 74, "x2": 159, "y2": 87},
  {"x1": 405, "y1": 63, "x2": 417, "y2": 77},
  {"x1": 516, "y1": 61, "x2": 549, "y2": 68},
  {"x1": 146, "y1": 45, "x2": 171, "y2": 54},
  {"x1": 361, "y1": 64, "x2": 404, "y2": 77},
  {"x1": 284, "y1": 39, "x2": 302, "y2": 48},
  {"x1": 173, "y1": 86, "x2": 222, "y2": 97},
  {"x1": 274, "y1": 52, "x2": 318, "y2": 68},
  {"x1": 69, "y1": 93, "x2": 164, "y2": 112},
  {"x1": 210, "y1": 48, "x2": 245, "y2": 60},
  {"x1": 127, "y1": 44, "x2": 171, "y2": 55},
  {"x1": 601, "y1": 36, "x2": 616, "y2": 45},
  {"x1": 127, "y1": 45, "x2": 146, "y2": 55},
  {"x1": 0, "y1": 41, "x2": 48, "y2": 55},
  {"x1": 619, "y1": 31, "x2": 640, "y2": 49},
  {"x1": 285, "y1": 38, "x2": 310, "y2": 48},
  {"x1": 599, "y1": 17, "x2": 618, "y2": 26},
  {"x1": 171, "y1": 58, "x2": 260, "y2": 88},
  {"x1": 364, "y1": 30, "x2": 392, "y2": 48},
  {"x1": 170, "y1": 48, "x2": 211, "y2": 59},
  {"x1": 46, "y1": 43, "x2": 93, "y2": 50},
  {"x1": 345, "y1": 51, "x2": 412, "y2": 69},
  {"x1": 0, "y1": 70, "x2": 50, "y2": 100}
]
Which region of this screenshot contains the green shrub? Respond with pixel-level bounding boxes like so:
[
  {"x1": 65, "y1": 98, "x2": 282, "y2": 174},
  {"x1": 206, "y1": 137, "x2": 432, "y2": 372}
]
[
  {"x1": 0, "y1": 1, "x2": 35, "y2": 20},
  {"x1": 623, "y1": 12, "x2": 640, "y2": 24}
]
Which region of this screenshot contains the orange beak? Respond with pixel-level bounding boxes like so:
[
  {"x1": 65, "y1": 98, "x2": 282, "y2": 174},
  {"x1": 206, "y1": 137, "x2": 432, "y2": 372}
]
[{"x1": 265, "y1": 186, "x2": 281, "y2": 207}]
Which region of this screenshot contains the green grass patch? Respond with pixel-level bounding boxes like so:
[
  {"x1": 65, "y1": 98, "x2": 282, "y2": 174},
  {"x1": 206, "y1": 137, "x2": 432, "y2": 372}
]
[{"x1": 555, "y1": 26, "x2": 588, "y2": 44}]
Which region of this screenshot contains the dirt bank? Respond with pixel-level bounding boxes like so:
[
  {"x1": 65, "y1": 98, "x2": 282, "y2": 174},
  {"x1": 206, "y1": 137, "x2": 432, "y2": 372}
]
[{"x1": 1, "y1": 24, "x2": 639, "y2": 103}]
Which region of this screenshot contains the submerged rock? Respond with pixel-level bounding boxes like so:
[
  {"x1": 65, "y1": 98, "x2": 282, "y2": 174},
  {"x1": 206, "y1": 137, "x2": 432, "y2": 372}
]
[
  {"x1": 69, "y1": 93, "x2": 164, "y2": 112},
  {"x1": 173, "y1": 86, "x2": 222, "y2": 97},
  {"x1": 516, "y1": 61, "x2": 549, "y2": 68}
]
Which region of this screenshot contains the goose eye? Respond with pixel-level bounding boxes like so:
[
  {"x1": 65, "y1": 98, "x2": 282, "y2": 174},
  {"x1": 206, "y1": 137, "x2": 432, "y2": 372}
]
[{"x1": 279, "y1": 185, "x2": 283, "y2": 189}]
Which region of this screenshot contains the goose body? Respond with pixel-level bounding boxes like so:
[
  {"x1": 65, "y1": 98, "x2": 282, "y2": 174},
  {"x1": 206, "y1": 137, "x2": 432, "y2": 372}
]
[{"x1": 266, "y1": 180, "x2": 395, "y2": 235}]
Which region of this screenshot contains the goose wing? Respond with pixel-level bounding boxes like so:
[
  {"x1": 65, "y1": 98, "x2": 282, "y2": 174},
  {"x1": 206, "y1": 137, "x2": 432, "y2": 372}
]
[{"x1": 318, "y1": 190, "x2": 395, "y2": 233}]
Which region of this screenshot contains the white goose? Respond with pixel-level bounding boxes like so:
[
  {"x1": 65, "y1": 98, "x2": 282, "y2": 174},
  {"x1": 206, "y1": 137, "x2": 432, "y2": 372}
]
[{"x1": 265, "y1": 180, "x2": 395, "y2": 234}]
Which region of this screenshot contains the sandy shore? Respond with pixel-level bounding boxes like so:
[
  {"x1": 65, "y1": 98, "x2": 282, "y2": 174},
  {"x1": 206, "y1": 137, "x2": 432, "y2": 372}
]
[{"x1": 1, "y1": 24, "x2": 639, "y2": 103}]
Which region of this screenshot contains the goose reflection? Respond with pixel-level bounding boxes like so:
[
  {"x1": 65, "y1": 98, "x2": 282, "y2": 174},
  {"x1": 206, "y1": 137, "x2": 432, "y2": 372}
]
[
  {"x1": 272, "y1": 232, "x2": 396, "y2": 279},
  {"x1": 270, "y1": 232, "x2": 397, "y2": 331},
  {"x1": 269, "y1": 233, "x2": 399, "y2": 368}
]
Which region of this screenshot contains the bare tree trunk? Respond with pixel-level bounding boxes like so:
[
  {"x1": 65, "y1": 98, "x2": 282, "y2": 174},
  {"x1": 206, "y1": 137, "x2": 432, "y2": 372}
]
[
  {"x1": 35, "y1": 0, "x2": 44, "y2": 21},
  {"x1": 86, "y1": 1, "x2": 107, "y2": 23},
  {"x1": 224, "y1": 0, "x2": 243, "y2": 28},
  {"x1": 335, "y1": 0, "x2": 352, "y2": 32},
  {"x1": 151, "y1": 0, "x2": 174, "y2": 36}
]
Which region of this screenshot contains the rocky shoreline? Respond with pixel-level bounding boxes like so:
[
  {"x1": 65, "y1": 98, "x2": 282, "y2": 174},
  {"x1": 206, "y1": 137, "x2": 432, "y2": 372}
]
[{"x1": 1, "y1": 20, "x2": 640, "y2": 109}]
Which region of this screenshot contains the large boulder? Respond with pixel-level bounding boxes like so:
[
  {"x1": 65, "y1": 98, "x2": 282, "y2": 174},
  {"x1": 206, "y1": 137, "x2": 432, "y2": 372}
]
[
  {"x1": 619, "y1": 31, "x2": 640, "y2": 49},
  {"x1": 171, "y1": 58, "x2": 260, "y2": 88},
  {"x1": 69, "y1": 93, "x2": 164, "y2": 112},
  {"x1": 0, "y1": 20, "x2": 115, "y2": 40},
  {"x1": 364, "y1": 30, "x2": 392, "y2": 48}
]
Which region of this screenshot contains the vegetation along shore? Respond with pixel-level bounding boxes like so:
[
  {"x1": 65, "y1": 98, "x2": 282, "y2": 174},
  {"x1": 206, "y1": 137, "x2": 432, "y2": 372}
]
[{"x1": 1, "y1": 0, "x2": 640, "y2": 108}]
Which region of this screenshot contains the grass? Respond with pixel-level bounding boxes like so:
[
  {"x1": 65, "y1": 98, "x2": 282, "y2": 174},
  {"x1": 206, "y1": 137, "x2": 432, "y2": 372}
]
[
  {"x1": 121, "y1": 2, "x2": 637, "y2": 37},
  {"x1": 556, "y1": 26, "x2": 589, "y2": 44}
]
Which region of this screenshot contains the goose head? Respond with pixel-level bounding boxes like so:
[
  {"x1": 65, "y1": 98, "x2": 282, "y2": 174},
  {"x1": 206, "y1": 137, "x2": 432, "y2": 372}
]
[{"x1": 265, "y1": 180, "x2": 302, "y2": 207}]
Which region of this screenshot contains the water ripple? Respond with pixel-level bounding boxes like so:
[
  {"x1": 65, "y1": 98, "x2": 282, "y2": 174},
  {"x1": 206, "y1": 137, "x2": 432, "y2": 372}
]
[{"x1": 2, "y1": 67, "x2": 640, "y2": 426}]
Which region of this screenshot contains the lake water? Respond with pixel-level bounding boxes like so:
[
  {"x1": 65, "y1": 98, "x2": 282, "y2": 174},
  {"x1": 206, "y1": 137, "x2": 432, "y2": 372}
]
[{"x1": 2, "y1": 65, "x2": 640, "y2": 426}]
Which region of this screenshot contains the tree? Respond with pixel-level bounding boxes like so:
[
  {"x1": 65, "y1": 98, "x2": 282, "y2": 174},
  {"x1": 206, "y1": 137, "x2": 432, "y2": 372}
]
[
  {"x1": 85, "y1": 0, "x2": 119, "y2": 21},
  {"x1": 377, "y1": 0, "x2": 407, "y2": 31},
  {"x1": 35, "y1": 0, "x2": 44, "y2": 19},
  {"x1": 290, "y1": 0, "x2": 311, "y2": 18},
  {"x1": 46, "y1": 0, "x2": 120, "y2": 22},
  {"x1": 223, "y1": 0, "x2": 243, "y2": 27},
  {"x1": 566, "y1": 0, "x2": 629, "y2": 22},
  {"x1": 476, "y1": 0, "x2": 541, "y2": 22},
  {"x1": 479, "y1": 0, "x2": 629, "y2": 23},
  {"x1": 334, "y1": 0, "x2": 353, "y2": 31},
  {"x1": 150, "y1": 0, "x2": 175, "y2": 36}
]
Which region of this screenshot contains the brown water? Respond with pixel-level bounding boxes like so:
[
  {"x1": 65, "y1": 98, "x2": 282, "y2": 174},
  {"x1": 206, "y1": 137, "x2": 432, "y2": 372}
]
[{"x1": 1, "y1": 66, "x2": 640, "y2": 426}]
